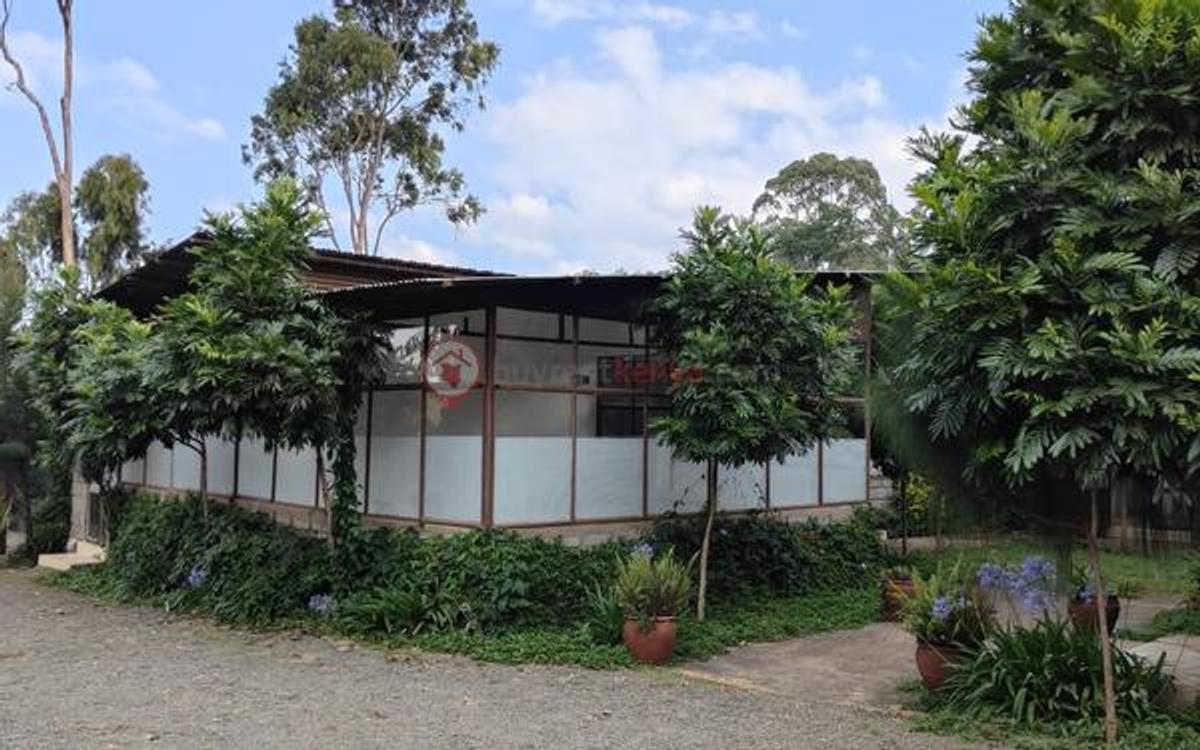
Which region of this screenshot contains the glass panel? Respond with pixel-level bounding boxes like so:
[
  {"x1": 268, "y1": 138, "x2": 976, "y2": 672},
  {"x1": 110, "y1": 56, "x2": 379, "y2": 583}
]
[
  {"x1": 276, "y1": 447, "x2": 316, "y2": 505},
  {"x1": 206, "y1": 436, "x2": 237, "y2": 497},
  {"x1": 576, "y1": 394, "x2": 642, "y2": 520},
  {"x1": 172, "y1": 446, "x2": 200, "y2": 491},
  {"x1": 823, "y1": 441, "x2": 867, "y2": 503},
  {"x1": 236, "y1": 437, "x2": 274, "y2": 500},
  {"x1": 382, "y1": 321, "x2": 424, "y2": 385},
  {"x1": 494, "y1": 391, "x2": 571, "y2": 524},
  {"x1": 120, "y1": 458, "x2": 144, "y2": 485},
  {"x1": 579, "y1": 316, "x2": 632, "y2": 344},
  {"x1": 368, "y1": 390, "x2": 420, "y2": 519},
  {"x1": 496, "y1": 337, "x2": 573, "y2": 386},
  {"x1": 647, "y1": 440, "x2": 706, "y2": 515},
  {"x1": 427, "y1": 310, "x2": 485, "y2": 391},
  {"x1": 424, "y1": 389, "x2": 482, "y2": 523},
  {"x1": 497, "y1": 307, "x2": 561, "y2": 339},
  {"x1": 353, "y1": 395, "x2": 368, "y2": 504},
  {"x1": 719, "y1": 463, "x2": 767, "y2": 511},
  {"x1": 824, "y1": 402, "x2": 867, "y2": 503},
  {"x1": 772, "y1": 449, "x2": 819, "y2": 507},
  {"x1": 430, "y1": 309, "x2": 486, "y2": 338}
]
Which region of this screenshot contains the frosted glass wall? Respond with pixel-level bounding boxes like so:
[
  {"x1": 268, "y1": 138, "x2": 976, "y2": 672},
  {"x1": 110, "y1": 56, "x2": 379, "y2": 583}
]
[
  {"x1": 120, "y1": 457, "x2": 145, "y2": 484},
  {"x1": 237, "y1": 437, "x2": 273, "y2": 500},
  {"x1": 576, "y1": 392, "x2": 642, "y2": 520},
  {"x1": 494, "y1": 391, "x2": 571, "y2": 524},
  {"x1": 772, "y1": 450, "x2": 819, "y2": 507},
  {"x1": 145, "y1": 441, "x2": 172, "y2": 488},
  {"x1": 206, "y1": 436, "x2": 237, "y2": 497},
  {"x1": 718, "y1": 463, "x2": 767, "y2": 511},
  {"x1": 171, "y1": 446, "x2": 201, "y2": 491},
  {"x1": 275, "y1": 447, "x2": 316, "y2": 505},
  {"x1": 822, "y1": 439, "x2": 868, "y2": 503},
  {"x1": 424, "y1": 389, "x2": 482, "y2": 523},
  {"x1": 648, "y1": 440, "x2": 707, "y2": 514},
  {"x1": 368, "y1": 390, "x2": 420, "y2": 519}
]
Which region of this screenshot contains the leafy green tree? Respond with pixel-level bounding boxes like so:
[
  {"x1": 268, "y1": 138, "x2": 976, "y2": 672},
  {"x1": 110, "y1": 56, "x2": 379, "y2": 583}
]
[
  {"x1": 0, "y1": 154, "x2": 150, "y2": 290},
  {"x1": 752, "y1": 153, "x2": 906, "y2": 270},
  {"x1": 76, "y1": 155, "x2": 150, "y2": 288},
  {"x1": 892, "y1": 1, "x2": 1200, "y2": 741},
  {"x1": 652, "y1": 207, "x2": 856, "y2": 620},
  {"x1": 245, "y1": 0, "x2": 499, "y2": 255},
  {"x1": 0, "y1": 240, "x2": 28, "y2": 552}
]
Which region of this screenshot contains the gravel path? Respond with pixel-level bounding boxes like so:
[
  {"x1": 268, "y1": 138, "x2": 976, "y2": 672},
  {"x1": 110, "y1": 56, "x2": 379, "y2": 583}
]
[{"x1": 0, "y1": 569, "x2": 978, "y2": 750}]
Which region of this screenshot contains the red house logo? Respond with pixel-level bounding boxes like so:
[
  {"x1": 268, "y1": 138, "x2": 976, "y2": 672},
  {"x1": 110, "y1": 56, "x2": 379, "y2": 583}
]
[{"x1": 426, "y1": 338, "x2": 480, "y2": 406}]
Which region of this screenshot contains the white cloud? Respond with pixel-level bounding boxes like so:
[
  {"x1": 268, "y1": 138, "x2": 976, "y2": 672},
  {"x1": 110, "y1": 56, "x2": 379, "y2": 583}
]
[
  {"x1": 779, "y1": 21, "x2": 807, "y2": 41},
  {"x1": 704, "y1": 10, "x2": 759, "y2": 36},
  {"x1": 527, "y1": 0, "x2": 695, "y2": 27},
  {"x1": 0, "y1": 30, "x2": 224, "y2": 142},
  {"x1": 379, "y1": 235, "x2": 466, "y2": 267},
  {"x1": 472, "y1": 25, "x2": 961, "y2": 273}
]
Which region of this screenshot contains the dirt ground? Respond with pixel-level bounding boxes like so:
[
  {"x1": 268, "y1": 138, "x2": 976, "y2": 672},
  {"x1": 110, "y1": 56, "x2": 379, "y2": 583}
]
[{"x1": 0, "y1": 569, "x2": 981, "y2": 750}]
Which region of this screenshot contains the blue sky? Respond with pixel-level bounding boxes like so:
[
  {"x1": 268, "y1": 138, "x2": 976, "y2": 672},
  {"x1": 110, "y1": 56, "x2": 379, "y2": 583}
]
[{"x1": 1, "y1": 1, "x2": 1005, "y2": 274}]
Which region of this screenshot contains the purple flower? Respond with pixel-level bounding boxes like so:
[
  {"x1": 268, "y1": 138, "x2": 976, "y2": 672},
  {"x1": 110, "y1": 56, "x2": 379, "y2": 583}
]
[
  {"x1": 978, "y1": 563, "x2": 1007, "y2": 590},
  {"x1": 931, "y1": 596, "x2": 960, "y2": 623},
  {"x1": 307, "y1": 594, "x2": 335, "y2": 616},
  {"x1": 185, "y1": 565, "x2": 207, "y2": 590},
  {"x1": 632, "y1": 542, "x2": 655, "y2": 557}
]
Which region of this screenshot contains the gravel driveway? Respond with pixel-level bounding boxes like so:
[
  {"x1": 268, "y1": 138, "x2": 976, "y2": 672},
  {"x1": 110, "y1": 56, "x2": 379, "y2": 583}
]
[{"x1": 0, "y1": 569, "x2": 977, "y2": 750}]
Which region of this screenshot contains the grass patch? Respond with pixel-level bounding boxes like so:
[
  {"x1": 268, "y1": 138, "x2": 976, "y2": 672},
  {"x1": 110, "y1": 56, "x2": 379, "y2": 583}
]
[{"x1": 912, "y1": 539, "x2": 1193, "y2": 596}]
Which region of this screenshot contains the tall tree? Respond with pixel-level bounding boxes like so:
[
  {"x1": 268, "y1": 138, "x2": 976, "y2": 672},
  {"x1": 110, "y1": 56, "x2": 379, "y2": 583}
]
[
  {"x1": 76, "y1": 155, "x2": 150, "y2": 288},
  {"x1": 0, "y1": 0, "x2": 76, "y2": 267},
  {"x1": 891, "y1": 1, "x2": 1200, "y2": 741},
  {"x1": 752, "y1": 153, "x2": 906, "y2": 270},
  {"x1": 244, "y1": 0, "x2": 500, "y2": 255},
  {"x1": 652, "y1": 207, "x2": 855, "y2": 620},
  {"x1": 0, "y1": 154, "x2": 150, "y2": 290}
]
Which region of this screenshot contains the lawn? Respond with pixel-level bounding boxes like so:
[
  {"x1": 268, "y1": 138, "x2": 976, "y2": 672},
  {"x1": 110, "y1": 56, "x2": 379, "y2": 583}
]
[{"x1": 910, "y1": 539, "x2": 1193, "y2": 597}]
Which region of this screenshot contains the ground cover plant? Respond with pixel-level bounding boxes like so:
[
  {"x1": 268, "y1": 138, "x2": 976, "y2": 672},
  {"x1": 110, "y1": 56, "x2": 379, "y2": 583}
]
[{"x1": 50, "y1": 492, "x2": 888, "y2": 669}]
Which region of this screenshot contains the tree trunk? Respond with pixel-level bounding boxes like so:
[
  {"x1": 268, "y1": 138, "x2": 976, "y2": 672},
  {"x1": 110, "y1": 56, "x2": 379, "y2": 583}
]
[
  {"x1": 697, "y1": 459, "x2": 719, "y2": 622},
  {"x1": 899, "y1": 473, "x2": 908, "y2": 556},
  {"x1": 1089, "y1": 490, "x2": 1119, "y2": 744},
  {"x1": 316, "y1": 449, "x2": 336, "y2": 553},
  {"x1": 57, "y1": 0, "x2": 74, "y2": 268},
  {"x1": 0, "y1": 469, "x2": 9, "y2": 556}
]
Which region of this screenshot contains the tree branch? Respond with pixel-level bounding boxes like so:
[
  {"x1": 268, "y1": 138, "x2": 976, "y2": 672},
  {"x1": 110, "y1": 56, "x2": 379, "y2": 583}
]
[{"x1": 1, "y1": 0, "x2": 65, "y2": 184}]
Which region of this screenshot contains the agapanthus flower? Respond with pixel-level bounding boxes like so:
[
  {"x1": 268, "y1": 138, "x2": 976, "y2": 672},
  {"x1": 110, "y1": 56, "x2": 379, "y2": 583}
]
[
  {"x1": 931, "y1": 596, "x2": 960, "y2": 623},
  {"x1": 185, "y1": 565, "x2": 208, "y2": 590},
  {"x1": 307, "y1": 593, "x2": 335, "y2": 616},
  {"x1": 977, "y1": 563, "x2": 1007, "y2": 591},
  {"x1": 631, "y1": 542, "x2": 655, "y2": 557}
]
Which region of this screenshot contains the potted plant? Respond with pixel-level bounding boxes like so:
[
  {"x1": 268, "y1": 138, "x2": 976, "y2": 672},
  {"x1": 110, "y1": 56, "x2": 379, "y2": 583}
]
[
  {"x1": 614, "y1": 546, "x2": 692, "y2": 664},
  {"x1": 902, "y1": 572, "x2": 994, "y2": 692},
  {"x1": 881, "y1": 566, "x2": 915, "y2": 622},
  {"x1": 1067, "y1": 565, "x2": 1120, "y2": 633}
]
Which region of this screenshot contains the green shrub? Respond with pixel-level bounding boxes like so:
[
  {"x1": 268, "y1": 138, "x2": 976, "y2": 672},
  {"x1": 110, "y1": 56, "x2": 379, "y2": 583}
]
[
  {"x1": 902, "y1": 571, "x2": 994, "y2": 648},
  {"x1": 943, "y1": 618, "x2": 1172, "y2": 726},
  {"x1": 581, "y1": 582, "x2": 624, "y2": 645},
  {"x1": 23, "y1": 494, "x2": 71, "y2": 558},
  {"x1": 98, "y1": 493, "x2": 330, "y2": 623},
  {"x1": 646, "y1": 509, "x2": 889, "y2": 598}
]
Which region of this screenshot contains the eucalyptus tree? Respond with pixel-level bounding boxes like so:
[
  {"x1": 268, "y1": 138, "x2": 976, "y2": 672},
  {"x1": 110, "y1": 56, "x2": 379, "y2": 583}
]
[
  {"x1": 245, "y1": 0, "x2": 499, "y2": 255},
  {"x1": 892, "y1": 1, "x2": 1200, "y2": 741},
  {"x1": 752, "y1": 153, "x2": 906, "y2": 270},
  {"x1": 1, "y1": 154, "x2": 150, "y2": 290},
  {"x1": 652, "y1": 207, "x2": 855, "y2": 620}
]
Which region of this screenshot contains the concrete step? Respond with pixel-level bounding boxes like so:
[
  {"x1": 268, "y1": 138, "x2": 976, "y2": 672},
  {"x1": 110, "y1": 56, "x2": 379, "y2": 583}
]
[{"x1": 37, "y1": 540, "x2": 105, "y2": 572}]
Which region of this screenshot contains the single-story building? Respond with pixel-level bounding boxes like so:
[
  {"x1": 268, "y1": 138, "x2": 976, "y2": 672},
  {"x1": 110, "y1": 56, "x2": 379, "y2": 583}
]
[{"x1": 93, "y1": 234, "x2": 890, "y2": 541}]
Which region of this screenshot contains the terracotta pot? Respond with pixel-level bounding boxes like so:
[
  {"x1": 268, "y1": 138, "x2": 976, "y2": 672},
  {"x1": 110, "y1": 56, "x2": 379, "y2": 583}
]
[
  {"x1": 622, "y1": 617, "x2": 678, "y2": 665},
  {"x1": 881, "y1": 577, "x2": 916, "y2": 622},
  {"x1": 1068, "y1": 594, "x2": 1120, "y2": 633},
  {"x1": 915, "y1": 642, "x2": 964, "y2": 692}
]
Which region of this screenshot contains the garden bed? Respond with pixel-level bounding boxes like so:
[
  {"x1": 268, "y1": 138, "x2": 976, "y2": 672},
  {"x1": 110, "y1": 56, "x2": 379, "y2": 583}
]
[{"x1": 47, "y1": 492, "x2": 889, "y2": 670}]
